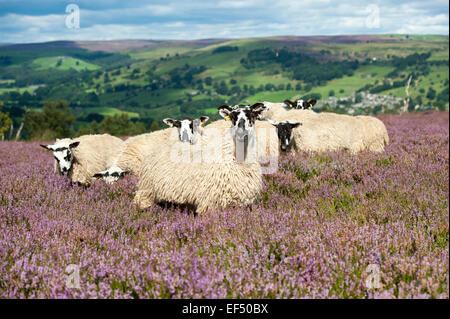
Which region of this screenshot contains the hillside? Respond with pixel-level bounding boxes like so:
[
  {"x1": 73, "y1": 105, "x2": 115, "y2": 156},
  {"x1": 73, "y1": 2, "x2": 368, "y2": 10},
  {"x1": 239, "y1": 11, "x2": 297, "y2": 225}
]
[{"x1": 0, "y1": 35, "x2": 448, "y2": 136}]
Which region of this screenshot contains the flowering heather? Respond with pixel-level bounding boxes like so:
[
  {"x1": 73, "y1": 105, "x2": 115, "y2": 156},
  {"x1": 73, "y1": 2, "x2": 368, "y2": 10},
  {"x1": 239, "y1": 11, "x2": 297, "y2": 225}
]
[{"x1": 0, "y1": 112, "x2": 448, "y2": 299}]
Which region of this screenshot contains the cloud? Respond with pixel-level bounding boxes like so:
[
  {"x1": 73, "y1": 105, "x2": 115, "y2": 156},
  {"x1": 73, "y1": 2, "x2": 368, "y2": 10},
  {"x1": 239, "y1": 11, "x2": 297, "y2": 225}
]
[{"x1": 0, "y1": 0, "x2": 448, "y2": 43}]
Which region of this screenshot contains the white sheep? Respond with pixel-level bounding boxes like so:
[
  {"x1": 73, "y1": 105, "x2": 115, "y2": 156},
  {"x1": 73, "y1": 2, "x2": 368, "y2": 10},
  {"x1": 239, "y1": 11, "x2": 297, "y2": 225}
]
[
  {"x1": 94, "y1": 117, "x2": 209, "y2": 183},
  {"x1": 40, "y1": 134, "x2": 124, "y2": 185},
  {"x1": 133, "y1": 103, "x2": 266, "y2": 214},
  {"x1": 264, "y1": 98, "x2": 389, "y2": 153},
  {"x1": 269, "y1": 111, "x2": 389, "y2": 154},
  {"x1": 260, "y1": 101, "x2": 319, "y2": 124}
]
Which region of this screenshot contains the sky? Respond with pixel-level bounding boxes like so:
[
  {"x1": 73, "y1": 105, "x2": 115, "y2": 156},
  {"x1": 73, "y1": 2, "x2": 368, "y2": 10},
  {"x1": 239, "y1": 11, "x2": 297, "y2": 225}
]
[{"x1": 0, "y1": 0, "x2": 448, "y2": 43}]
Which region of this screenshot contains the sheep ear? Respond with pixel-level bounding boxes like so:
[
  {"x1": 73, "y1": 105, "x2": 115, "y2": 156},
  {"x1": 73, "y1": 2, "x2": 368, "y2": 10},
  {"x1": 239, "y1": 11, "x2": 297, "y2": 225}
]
[
  {"x1": 218, "y1": 105, "x2": 232, "y2": 119},
  {"x1": 284, "y1": 100, "x2": 294, "y2": 108},
  {"x1": 308, "y1": 99, "x2": 317, "y2": 106},
  {"x1": 69, "y1": 141, "x2": 80, "y2": 149},
  {"x1": 92, "y1": 172, "x2": 105, "y2": 179},
  {"x1": 40, "y1": 144, "x2": 52, "y2": 150},
  {"x1": 163, "y1": 118, "x2": 175, "y2": 127},
  {"x1": 268, "y1": 120, "x2": 278, "y2": 127},
  {"x1": 290, "y1": 122, "x2": 302, "y2": 128},
  {"x1": 199, "y1": 116, "x2": 209, "y2": 126},
  {"x1": 250, "y1": 103, "x2": 265, "y2": 112}
]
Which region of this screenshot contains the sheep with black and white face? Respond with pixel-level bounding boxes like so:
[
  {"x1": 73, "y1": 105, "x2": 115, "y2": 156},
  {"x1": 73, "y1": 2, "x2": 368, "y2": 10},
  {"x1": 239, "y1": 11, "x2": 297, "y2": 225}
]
[
  {"x1": 93, "y1": 117, "x2": 209, "y2": 184},
  {"x1": 133, "y1": 103, "x2": 266, "y2": 215},
  {"x1": 41, "y1": 134, "x2": 124, "y2": 186}
]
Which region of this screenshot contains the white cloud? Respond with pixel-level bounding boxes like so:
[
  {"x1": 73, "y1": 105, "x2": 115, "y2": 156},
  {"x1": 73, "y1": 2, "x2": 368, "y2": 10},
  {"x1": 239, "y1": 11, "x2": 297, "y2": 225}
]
[{"x1": 0, "y1": 0, "x2": 448, "y2": 43}]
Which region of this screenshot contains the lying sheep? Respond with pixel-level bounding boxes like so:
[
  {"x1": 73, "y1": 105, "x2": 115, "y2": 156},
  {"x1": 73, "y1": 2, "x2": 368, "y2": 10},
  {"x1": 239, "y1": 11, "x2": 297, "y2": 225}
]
[
  {"x1": 260, "y1": 101, "x2": 319, "y2": 123},
  {"x1": 268, "y1": 118, "x2": 359, "y2": 154},
  {"x1": 260, "y1": 102, "x2": 290, "y2": 120},
  {"x1": 269, "y1": 110, "x2": 388, "y2": 154},
  {"x1": 40, "y1": 134, "x2": 124, "y2": 185},
  {"x1": 93, "y1": 117, "x2": 209, "y2": 183},
  {"x1": 284, "y1": 99, "x2": 317, "y2": 110},
  {"x1": 312, "y1": 112, "x2": 389, "y2": 153},
  {"x1": 134, "y1": 103, "x2": 266, "y2": 214},
  {"x1": 265, "y1": 98, "x2": 389, "y2": 153}
]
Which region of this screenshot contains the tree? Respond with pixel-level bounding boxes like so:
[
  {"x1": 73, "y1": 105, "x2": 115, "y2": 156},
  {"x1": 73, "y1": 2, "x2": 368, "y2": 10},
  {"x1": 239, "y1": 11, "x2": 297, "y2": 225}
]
[
  {"x1": 24, "y1": 100, "x2": 75, "y2": 141},
  {"x1": 150, "y1": 120, "x2": 161, "y2": 132},
  {"x1": 99, "y1": 114, "x2": 147, "y2": 136},
  {"x1": 328, "y1": 90, "x2": 335, "y2": 97},
  {"x1": 0, "y1": 102, "x2": 12, "y2": 139},
  {"x1": 426, "y1": 87, "x2": 436, "y2": 100}
]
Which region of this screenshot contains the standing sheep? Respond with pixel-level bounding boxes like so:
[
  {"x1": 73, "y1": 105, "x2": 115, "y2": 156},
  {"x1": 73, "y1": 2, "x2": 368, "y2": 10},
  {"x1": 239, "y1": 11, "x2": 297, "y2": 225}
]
[
  {"x1": 40, "y1": 134, "x2": 124, "y2": 185},
  {"x1": 134, "y1": 103, "x2": 266, "y2": 214}
]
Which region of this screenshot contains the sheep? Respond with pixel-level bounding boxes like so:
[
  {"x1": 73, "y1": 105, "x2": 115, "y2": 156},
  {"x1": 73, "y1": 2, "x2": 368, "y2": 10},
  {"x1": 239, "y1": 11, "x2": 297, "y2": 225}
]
[
  {"x1": 260, "y1": 101, "x2": 319, "y2": 123},
  {"x1": 259, "y1": 102, "x2": 290, "y2": 120},
  {"x1": 163, "y1": 116, "x2": 209, "y2": 144},
  {"x1": 133, "y1": 103, "x2": 266, "y2": 214},
  {"x1": 284, "y1": 99, "x2": 317, "y2": 110},
  {"x1": 265, "y1": 98, "x2": 389, "y2": 153},
  {"x1": 93, "y1": 117, "x2": 210, "y2": 183},
  {"x1": 269, "y1": 110, "x2": 390, "y2": 154},
  {"x1": 40, "y1": 134, "x2": 124, "y2": 185}
]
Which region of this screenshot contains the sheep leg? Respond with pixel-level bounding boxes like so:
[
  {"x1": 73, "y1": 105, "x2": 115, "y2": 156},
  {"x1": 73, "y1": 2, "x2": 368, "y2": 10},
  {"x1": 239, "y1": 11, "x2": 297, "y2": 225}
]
[{"x1": 134, "y1": 190, "x2": 155, "y2": 210}]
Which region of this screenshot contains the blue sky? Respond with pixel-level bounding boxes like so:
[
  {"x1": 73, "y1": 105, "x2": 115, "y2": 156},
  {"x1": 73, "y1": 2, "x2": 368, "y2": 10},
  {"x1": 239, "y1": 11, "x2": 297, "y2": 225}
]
[{"x1": 0, "y1": 0, "x2": 448, "y2": 43}]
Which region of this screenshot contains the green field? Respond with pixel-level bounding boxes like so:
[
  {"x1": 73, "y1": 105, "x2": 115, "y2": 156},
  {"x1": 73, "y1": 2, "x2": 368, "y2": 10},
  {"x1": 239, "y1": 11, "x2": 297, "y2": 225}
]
[
  {"x1": 31, "y1": 56, "x2": 100, "y2": 71},
  {"x1": 84, "y1": 107, "x2": 139, "y2": 118},
  {"x1": 0, "y1": 34, "x2": 448, "y2": 129}
]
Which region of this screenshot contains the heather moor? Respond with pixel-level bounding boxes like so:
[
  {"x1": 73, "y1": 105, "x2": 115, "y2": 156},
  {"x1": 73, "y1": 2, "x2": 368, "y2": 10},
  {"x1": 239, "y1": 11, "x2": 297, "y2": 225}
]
[{"x1": 0, "y1": 111, "x2": 448, "y2": 298}]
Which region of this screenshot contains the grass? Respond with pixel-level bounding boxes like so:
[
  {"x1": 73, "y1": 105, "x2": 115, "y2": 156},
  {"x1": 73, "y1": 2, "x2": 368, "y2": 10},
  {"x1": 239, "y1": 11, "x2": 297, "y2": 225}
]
[
  {"x1": 31, "y1": 56, "x2": 100, "y2": 71},
  {"x1": 379, "y1": 65, "x2": 449, "y2": 103},
  {"x1": 127, "y1": 46, "x2": 195, "y2": 61},
  {"x1": 0, "y1": 86, "x2": 38, "y2": 94},
  {"x1": 84, "y1": 107, "x2": 139, "y2": 119}
]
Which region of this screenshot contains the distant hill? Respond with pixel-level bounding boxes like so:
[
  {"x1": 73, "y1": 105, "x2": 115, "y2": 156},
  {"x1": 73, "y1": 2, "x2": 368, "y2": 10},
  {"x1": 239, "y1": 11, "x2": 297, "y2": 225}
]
[{"x1": 0, "y1": 34, "x2": 448, "y2": 133}]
